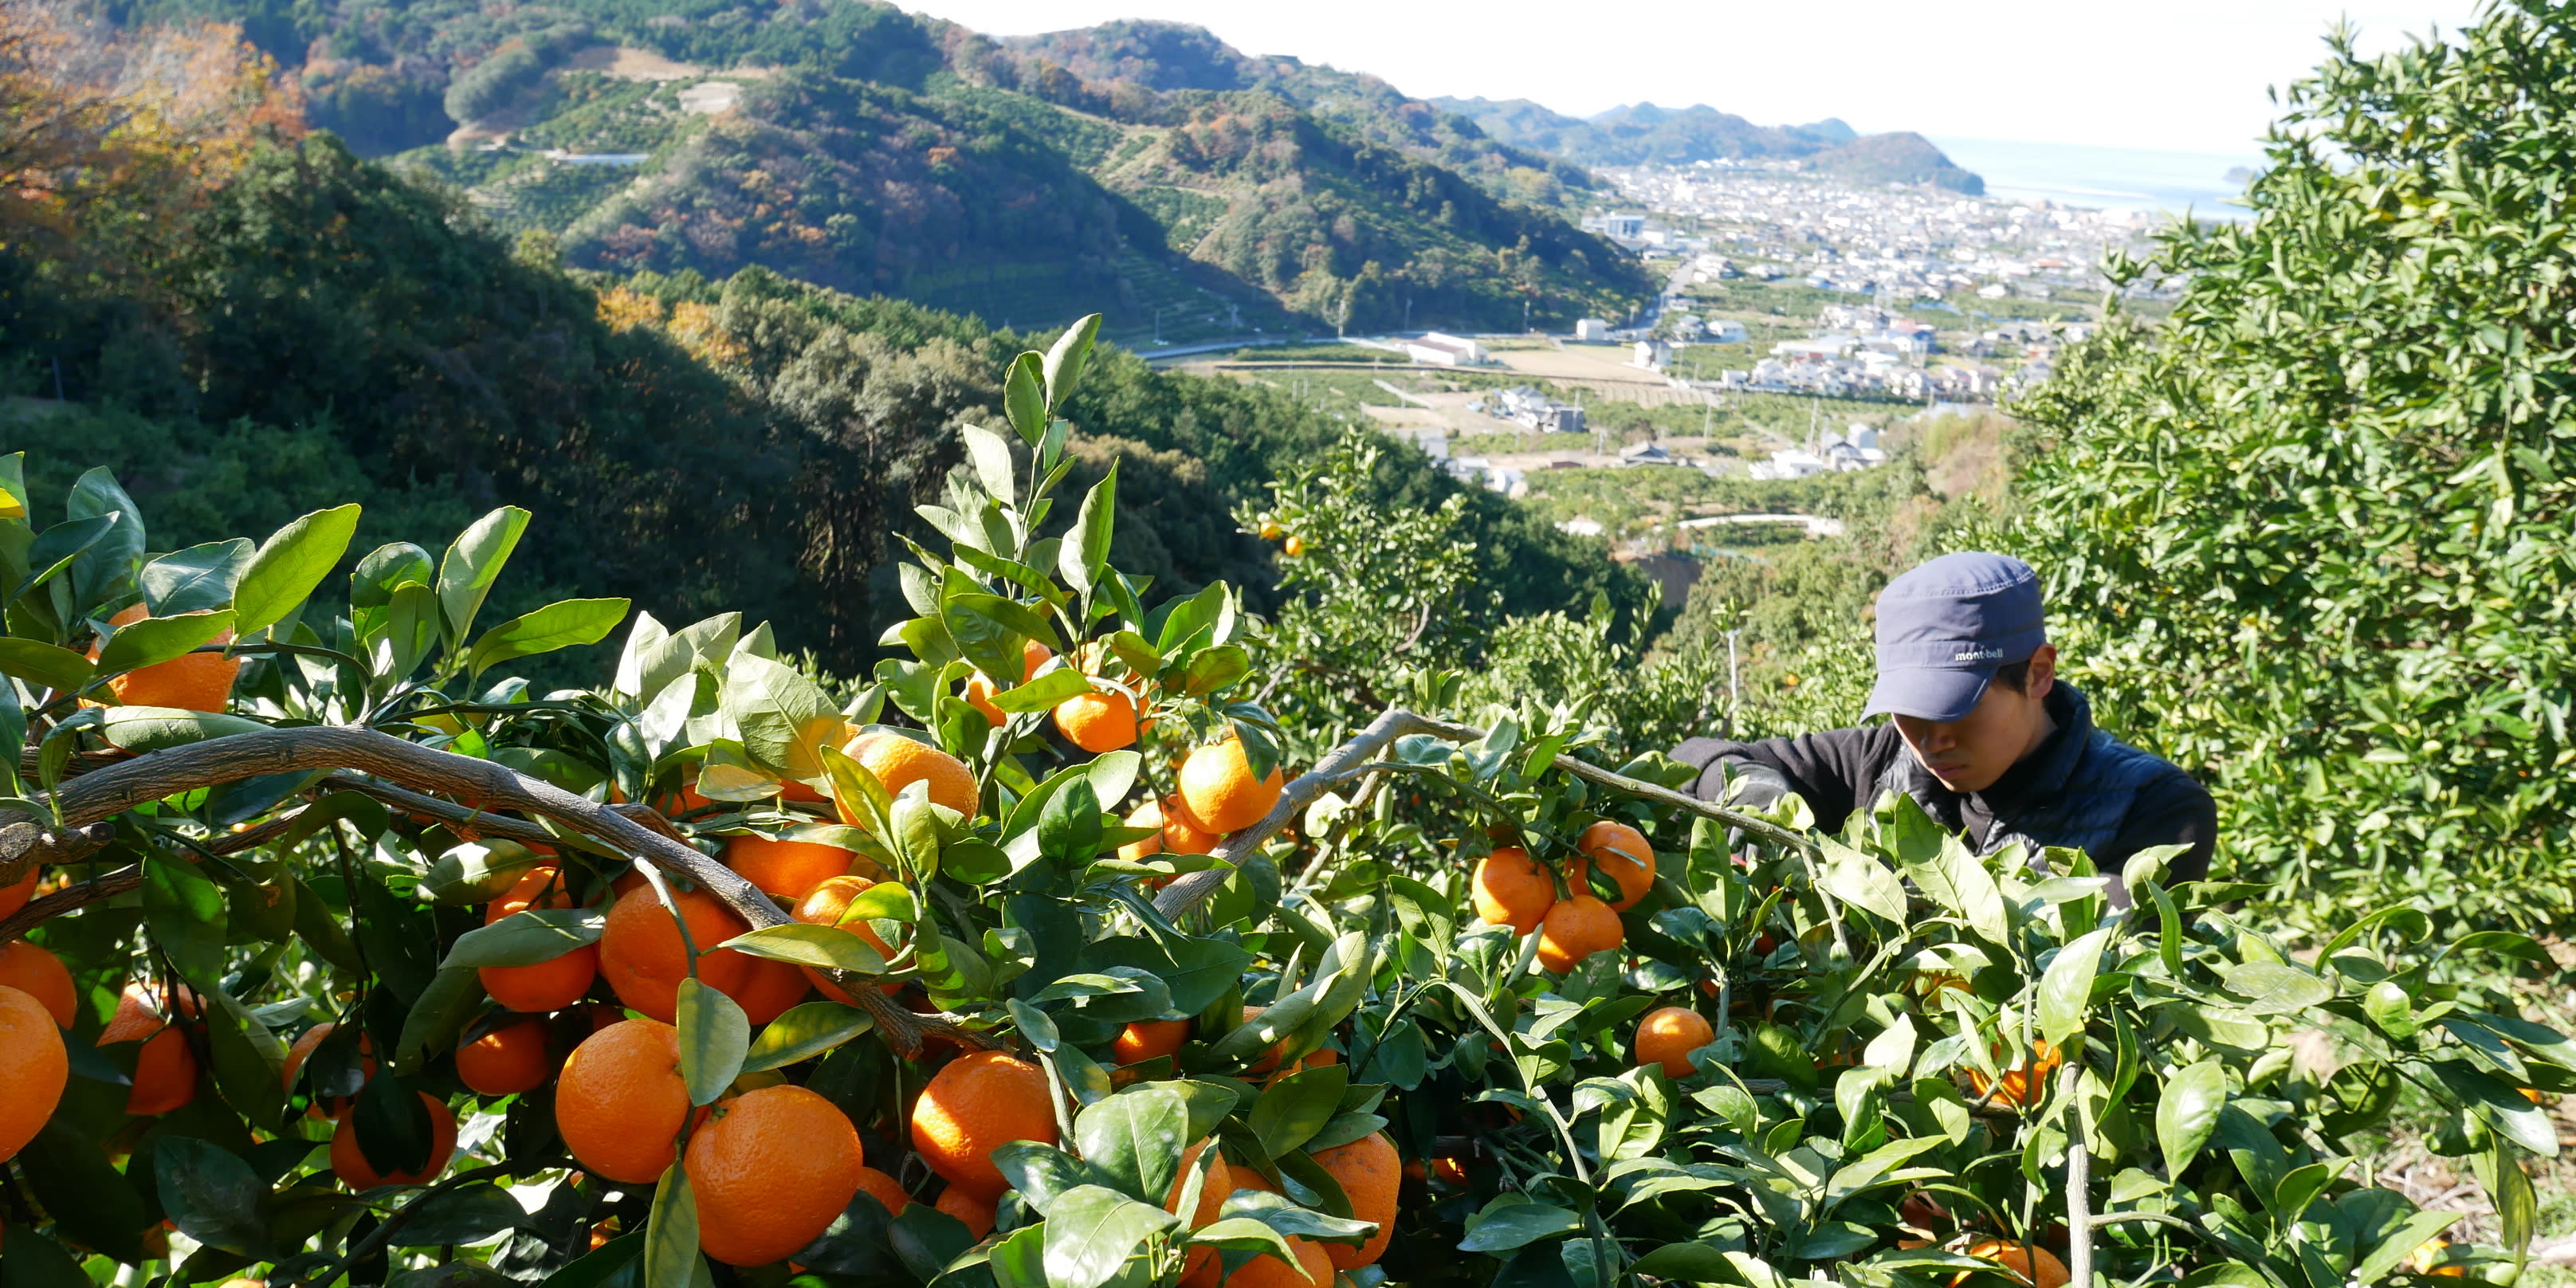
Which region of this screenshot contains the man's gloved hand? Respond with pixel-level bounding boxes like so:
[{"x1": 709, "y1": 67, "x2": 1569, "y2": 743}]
[{"x1": 1709, "y1": 760, "x2": 1791, "y2": 811}]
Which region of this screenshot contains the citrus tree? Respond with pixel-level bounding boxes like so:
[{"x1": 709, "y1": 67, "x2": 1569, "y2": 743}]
[{"x1": 0, "y1": 319, "x2": 2561, "y2": 1288}]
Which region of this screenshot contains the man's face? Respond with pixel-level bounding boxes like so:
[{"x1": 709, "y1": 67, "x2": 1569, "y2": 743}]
[{"x1": 1890, "y1": 646, "x2": 2058, "y2": 793}]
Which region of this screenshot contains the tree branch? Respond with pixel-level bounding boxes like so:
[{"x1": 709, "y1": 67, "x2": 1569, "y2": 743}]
[
  {"x1": 37, "y1": 726, "x2": 984, "y2": 1055},
  {"x1": 1153, "y1": 708, "x2": 1817, "y2": 922}
]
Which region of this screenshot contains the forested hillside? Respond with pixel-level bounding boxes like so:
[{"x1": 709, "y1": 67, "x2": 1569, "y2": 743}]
[
  {"x1": 1438, "y1": 96, "x2": 1985, "y2": 193},
  {"x1": 2, "y1": 9, "x2": 1641, "y2": 677},
  {"x1": 96, "y1": 0, "x2": 1653, "y2": 339}
]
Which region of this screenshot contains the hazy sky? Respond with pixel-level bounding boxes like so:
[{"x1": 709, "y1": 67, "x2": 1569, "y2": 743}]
[{"x1": 899, "y1": 0, "x2": 2484, "y2": 156}]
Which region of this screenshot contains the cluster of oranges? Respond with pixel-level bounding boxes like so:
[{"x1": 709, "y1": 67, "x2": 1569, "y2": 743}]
[
  {"x1": 1255, "y1": 517, "x2": 1306, "y2": 559},
  {"x1": 1468, "y1": 819, "x2": 1656, "y2": 972}
]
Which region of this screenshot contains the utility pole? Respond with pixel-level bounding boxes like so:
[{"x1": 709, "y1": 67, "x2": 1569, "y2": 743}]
[
  {"x1": 1726, "y1": 629, "x2": 1742, "y2": 737},
  {"x1": 1154, "y1": 305, "x2": 1166, "y2": 344}
]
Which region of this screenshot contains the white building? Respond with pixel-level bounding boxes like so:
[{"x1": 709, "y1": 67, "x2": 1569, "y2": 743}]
[
  {"x1": 1632, "y1": 339, "x2": 1671, "y2": 370},
  {"x1": 1573, "y1": 318, "x2": 1612, "y2": 342},
  {"x1": 1406, "y1": 332, "x2": 1487, "y2": 366},
  {"x1": 1748, "y1": 448, "x2": 1828, "y2": 480}
]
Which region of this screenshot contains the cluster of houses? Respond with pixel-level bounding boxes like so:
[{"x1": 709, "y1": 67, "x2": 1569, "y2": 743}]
[
  {"x1": 1468, "y1": 386, "x2": 1588, "y2": 434},
  {"x1": 1746, "y1": 423, "x2": 1889, "y2": 479}
]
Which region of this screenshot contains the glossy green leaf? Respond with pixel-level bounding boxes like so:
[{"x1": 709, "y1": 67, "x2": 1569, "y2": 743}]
[
  {"x1": 2157, "y1": 1058, "x2": 2228, "y2": 1178},
  {"x1": 95, "y1": 608, "x2": 234, "y2": 675},
  {"x1": 468, "y1": 597, "x2": 631, "y2": 677},
  {"x1": 234, "y1": 504, "x2": 362, "y2": 634},
  {"x1": 140, "y1": 539, "x2": 253, "y2": 615},
  {"x1": 676, "y1": 977, "x2": 750, "y2": 1106},
  {"x1": 439, "y1": 909, "x2": 606, "y2": 968},
  {"x1": 436, "y1": 506, "x2": 532, "y2": 644},
  {"x1": 743, "y1": 1001, "x2": 874, "y2": 1073},
  {"x1": 0, "y1": 638, "x2": 92, "y2": 691},
  {"x1": 719, "y1": 924, "x2": 887, "y2": 973},
  {"x1": 1074, "y1": 1085, "x2": 1189, "y2": 1205},
  {"x1": 1040, "y1": 1185, "x2": 1176, "y2": 1288}
]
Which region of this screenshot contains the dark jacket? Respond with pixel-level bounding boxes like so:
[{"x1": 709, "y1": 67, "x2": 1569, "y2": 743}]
[{"x1": 1671, "y1": 681, "x2": 2215, "y2": 889}]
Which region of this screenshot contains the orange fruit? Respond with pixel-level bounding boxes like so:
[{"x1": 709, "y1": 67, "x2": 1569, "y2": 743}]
[
  {"x1": 481, "y1": 864, "x2": 601, "y2": 1013},
  {"x1": 457, "y1": 1019, "x2": 554, "y2": 1096},
  {"x1": 1310, "y1": 1133, "x2": 1398, "y2": 1269},
  {"x1": 1178, "y1": 738, "x2": 1285, "y2": 834},
  {"x1": 0, "y1": 867, "x2": 34, "y2": 921},
  {"x1": 1471, "y1": 846, "x2": 1553, "y2": 936},
  {"x1": 963, "y1": 640, "x2": 1053, "y2": 726},
  {"x1": 1966, "y1": 1039, "x2": 2062, "y2": 1108},
  {"x1": 1053, "y1": 688, "x2": 1140, "y2": 752},
  {"x1": 556, "y1": 1018, "x2": 699, "y2": 1184},
  {"x1": 792, "y1": 875, "x2": 901, "y2": 1000},
  {"x1": 1431, "y1": 1156, "x2": 1467, "y2": 1185},
  {"x1": 724, "y1": 834, "x2": 854, "y2": 902},
  {"x1": 1216, "y1": 1233, "x2": 1331, "y2": 1288},
  {"x1": 731, "y1": 955, "x2": 811, "y2": 1025},
  {"x1": 331, "y1": 1093, "x2": 457, "y2": 1188},
  {"x1": 842, "y1": 732, "x2": 979, "y2": 819},
  {"x1": 1535, "y1": 896, "x2": 1622, "y2": 973},
  {"x1": 1955, "y1": 1238, "x2": 2070, "y2": 1288},
  {"x1": 1113, "y1": 1019, "x2": 1188, "y2": 1065},
  {"x1": 96, "y1": 605, "x2": 238, "y2": 712},
  {"x1": 854, "y1": 1164, "x2": 910, "y2": 1215},
  {"x1": 1281, "y1": 536, "x2": 1308, "y2": 559},
  {"x1": 1258, "y1": 520, "x2": 1284, "y2": 542},
  {"x1": 1633, "y1": 1007, "x2": 1714, "y2": 1078},
  {"x1": 97, "y1": 980, "x2": 198, "y2": 1045},
  {"x1": 0, "y1": 941, "x2": 74, "y2": 1028},
  {"x1": 911, "y1": 1050, "x2": 1057, "y2": 1197},
  {"x1": 0, "y1": 984, "x2": 68, "y2": 1162},
  {"x1": 599, "y1": 886, "x2": 769, "y2": 1023},
  {"x1": 1168, "y1": 1141, "x2": 1231, "y2": 1282},
  {"x1": 934, "y1": 1185, "x2": 995, "y2": 1239},
  {"x1": 281, "y1": 1023, "x2": 375, "y2": 1117},
  {"x1": 1572, "y1": 820, "x2": 1655, "y2": 911},
  {"x1": 689, "y1": 1085, "x2": 867, "y2": 1266},
  {"x1": 1179, "y1": 1164, "x2": 1277, "y2": 1287},
  {"x1": 127, "y1": 1025, "x2": 197, "y2": 1115}
]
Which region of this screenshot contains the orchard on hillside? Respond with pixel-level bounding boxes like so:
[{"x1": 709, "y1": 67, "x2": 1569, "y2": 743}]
[{"x1": 0, "y1": 319, "x2": 2562, "y2": 1288}]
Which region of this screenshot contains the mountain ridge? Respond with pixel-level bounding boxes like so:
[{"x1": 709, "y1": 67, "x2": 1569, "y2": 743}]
[{"x1": 1433, "y1": 95, "x2": 1984, "y2": 192}]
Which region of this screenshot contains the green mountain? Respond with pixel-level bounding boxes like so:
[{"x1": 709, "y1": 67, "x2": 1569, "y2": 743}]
[
  {"x1": 1433, "y1": 97, "x2": 1985, "y2": 194},
  {"x1": 122, "y1": 1, "x2": 1651, "y2": 342}
]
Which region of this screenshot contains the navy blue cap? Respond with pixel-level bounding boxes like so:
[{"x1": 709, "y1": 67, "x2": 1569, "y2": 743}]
[{"x1": 1863, "y1": 552, "x2": 2047, "y2": 722}]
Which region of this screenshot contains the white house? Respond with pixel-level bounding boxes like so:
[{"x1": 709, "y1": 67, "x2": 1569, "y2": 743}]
[
  {"x1": 1406, "y1": 332, "x2": 1487, "y2": 366},
  {"x1": 1573, "y1": 318, "x2": 1612, "y2": 342},
  {"x1": 1747, "y1": 448, "x2": 1828, "y2": 481},
  {"x1": 1632, "y1": 340, "x2": 1671, "y2": 370}
]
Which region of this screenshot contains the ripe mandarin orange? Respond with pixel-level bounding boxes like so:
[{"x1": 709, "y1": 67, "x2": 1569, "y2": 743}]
[
  {"x1": 97, "y1": 980, "x2": 197, "y2": 1045},
  {"x1": 127, "y1": 1025, "x2": 198, "y2": 1115},
  {"x1": 1280, "y1": 536, "x2": 1308, "y2": 560},
  {"x1": 854, "y1": 1164, "x2": 910, "y2": 1215},
  {"x1": 97, "y1": 606, "x2": 238, "y2": 712},
  {"x1": 731, "y1": 956, "x2": 811, "y2": 1025},
  {"x1": 457, "y1": 1019, "x2": 554, "y2": 1096},
  {"x1": 0, "y1": 867, "x2": 34, "y2": 921},
  {"x1": 599, "y1": 886, "x2": 764, "y2": 1023},
  {"x1": 1221, "y1": 1235, "x2": 1332, "y2": 1288},
  {"x1": 0, "y1": 940, "x2": 74, "y2": 1028},
  {"x1": 1113, "y1": 1019, "x2": 1188, "y2": 1066},
  {"x1": 1310, "y1": 1133, "x2": 1399, "y2": 1269},
  {"x1": 480, "y1": 864, "x2": 600, "y2": 1013},
  {"x1": 1966, "y1": 1039, "x2": 2062, "y2": 1108},
  {"x1": 911, "y1": 1050, "x2": 1057, "y2": 1197},
  {"x1": 934, "y1": 1185, "x2": 996, "y2": 1239},
  {"x1": 724, "y1": 834, "x2": 854, "y2": 902},
  {"x1": 1053, "y1": 688, "x2": 1141, "y2": 752},
  {"x1": 964, "y1": 639, "x2": 1053, "y2": 726},
  {"x1": 331, "y1": 1093, "x2": 457, "y2": 1188},
  {"x1": 792, "y1": 875, "x2": 901, "y2": 1000},
  {"x1": 557, "y1": 1018, "x2": 698, "y2": 1184},
  {"x1": 689, "y1": 1085, "x2": 867, "y2": 1266},
  {"x1": 1536, "y1": 895, "x2": 1623, "y2": 974},
  {"x1": 1633, "y1": 1007, "x2": 1714, "y2": 1078},
  {"x1": 1471, "y1": 846, "x2": 1553, "y2": 936},
  {"x1": 1168, "y1": 1141, "x2": 1231, "y2": 1282},
  {"x1": 0, "y1": 984, "x2": 68, "y2": 1162},
  {"x1": 1955, "y1": 1238, "x2": 2070, "y2": 1288},
  {"x1": 1178, "y1": 738, "x2": 1284, "y2": 834},
  {"x1": 1572, "y1": 820, "x2": 1655, "y2": 911},
  {"x1": 842, "y1": 732, "x2": 979, "y2": 818}
]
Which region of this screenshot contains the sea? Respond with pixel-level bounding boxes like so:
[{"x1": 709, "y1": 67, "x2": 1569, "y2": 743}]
[{"x1": 1924, "y1": 136, "x2": 2266, "y2": 222}]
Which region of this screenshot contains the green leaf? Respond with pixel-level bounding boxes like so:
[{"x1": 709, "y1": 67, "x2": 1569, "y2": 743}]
[
  {"x1": 719, "y1": 924, "x2": 887, "y2": 974},
  {"x1": 394, "y1": 968, "x2": 487, "y2": 1074},
  {"x1": 96, "y1": 609, "x2": 234, "y2": 675},
  {"x1": 743, "y1": 1001, "x2": 874, "y2": 1073},
  {"x1": 143, "y1": 853, "x2": 226, "y2": 988},
  {"x1": 1458, "y1": 1200, "x2": 1583, "y2": 1253},
  {"x1": 202, "y1": 988, "x2": 289, "y2": 1126},
  {"x1": 2157, "y1": 1058, "x2": 2228, "y2": 1178},
  {"x1": 676, "y1": 977, "x2": 750, "y2": 1107},
  {"x1": 438, "y1": 909, "x2": 606, "y2": 968},
  {"x1": 140, "y1": 539, "x2": 253, "y2": 615},
  {"x1": 234, "y1": 504, "x2": 361, "y2": 634},
  {"x1": 1044, "y1": 314, "x2": 1101, "y2": 409},
  {"x1": 153, "y1": 1137, "x2": 268, "y2": 1255},
  {"x1": 988, "y1": 667, "x2": 1094, "y2": 714},
  {"x1": 468, "y1": 598, "x2": 631, "y2": 677},
  {"x1": 436, "y1": 507, "x2": 532, "y2": 645},
  {"x1": 646, "y1": 1164, "x2": 705, "y2": 1288},
  {"x1": 1074, "y1": 1085, "x2": 1190, "y2": 1205},
  {"x1": 1039, "y1": 1185, "x2": 1176, "y2": 1288},
  {"x1": 1004, "y1": 351, "x2": 1048, "y2": 446},
  {"x1": 2038, "y1": 926, "x2": 2113, "y2": 1048},
  {"x1": 96, "y1": 706, "x2": 269, "y2": 752},
  {"x1": 65, "y1": 466, "x2": 144, "y2": 607},
  {"x1": 1251, "y1": 1063, "x2": 1350, "y2": 1158},
  {"x1": 0, "y1": 1225, "x2": 92, "y2": 1288},
  {"x1": 353, "y1": 1074, "x2": 435, "y2": 1180},
  {"x1": 0, "y1": 638, "x2": 92, "y2": 693},
  {"x1": 2225, "y1": 960, "x2": 2334, "y2": 1015},
  {"x1": 721, "y1": 652, "x2": 844, "y2": 780},
  {"x1": 965, "y1": 423, "x2": 1019, "y2": 505},
  {"x1": 1060, "y1": 464, "x2": 1117, "y2": 594},
  {"x1": 15, "y1": 1121, "x2": 151, "y2": 1262},
  {"x1": 394, "y1": 1182, "x2": 528, "y2": 1247},
  {"x1": 350, "y1": 541, "x2": 434, "y2": 610},
  {"x1": 1819, "y1": 838, "x2": 1908, "y2": 924}
]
